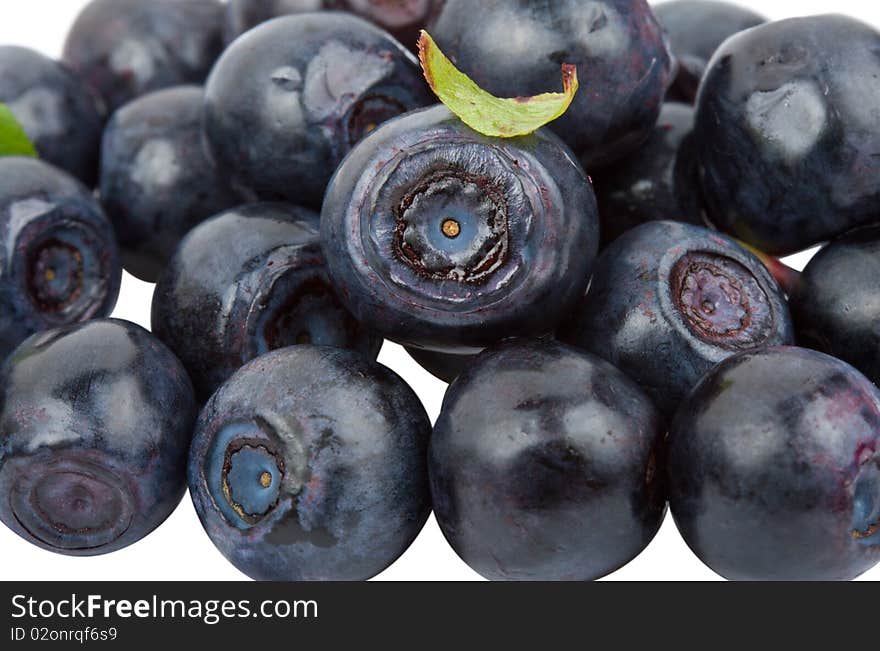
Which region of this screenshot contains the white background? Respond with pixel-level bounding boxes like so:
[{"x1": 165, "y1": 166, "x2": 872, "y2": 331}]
[{"x1": 0, "y1": 0, "x2": 876, "y2": 582}]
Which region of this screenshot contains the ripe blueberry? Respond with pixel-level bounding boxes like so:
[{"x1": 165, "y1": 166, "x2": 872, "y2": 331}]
[
  {"x1": 654, "y1": 0, "x2": 766, "y2": 104},
  {"x1": 204, "y1": 13, "x2": 433, "y2": 209},
  {"x1": 322, "y1": 105, "x2": 599, "y2": 354},
  {"x1": 0, "y1": 46, "x2": 104, "y2": 186},
  {"x1": 430, "y1": 339, "x2": 665, "y2": 581},
  {"x1": 668, "y1": 347, "x2": 880, "y2": 580},
  {"x1": 0, "y1": 157, "x2": 121, "y2": 361},
  {"x1": 560, "y1": 221, "x2": 794, "y2": 419},
  {"x1": 63, "y1": 0, "x2": 225, "y2": 113},
  {"x1": 0, "y1": 319, "x2": 196, "y2": 555},
  {"x1": 152, "y1": 203, "x2": 381, "y2": 401},
  {"x1": 696, "y1": 15, "x2": 880, "y2": 254},
  {"x1": 100, "y1": 85, "x2": 245, "y2": 282},
  {"x1": 188, "y1": 346, "x2": 431, "y2": 581},
  {"x1": 430, "y1": 0, "x2": 673, "y2": 168},
  {"x1": 790, "y1": 225, "x2": 880, "y2": 388}
]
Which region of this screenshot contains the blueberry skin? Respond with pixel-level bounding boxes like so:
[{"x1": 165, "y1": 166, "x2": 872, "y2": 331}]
[
  {"x1": 0, "y1": 46, "x2": 104, "y2": 187},
  {"x1": 430, "y1": 0, "x2": 673, "y2": 169},
  {"x1": 790, "y1": 226, "x2": 880, "y2": 388},
  {"x1": 430, "y1": 339, "x2": 665, "y2": 581},
  {"x1": 559, "y1": 221, "x2": 794, "y2": 419},
  {"x1": 0, "y1": 319, "x2": 197, "y2": 556},
  {"x1": 100, "y1": 86, "x2": 245, "y2": 282},
  {"x1": 152, "y1": 203, "x2": 382, "y2": 401},
  {"x1": 654, "y1": 1, "x2": 765, "y2": 104},
  {"x1": 695, "y1": 15, "x2": 880, "y2": 255},
  {"x1": 0, "y1": 157, "x2": 121, "y2": 362},
  {"x1": 593, "y1": 102, "x2": 704, "y2": 247},
  {"x1": 188, "y1": 346, "x2": 431, "y2": 581},
  {"x1": 224, "y1": 0, "x2": 447, "y2": 51},
  {"x1": 405, "y1": 347, "x2": 476, "y2": 384},
  {"x1": 63, "y1": 0, "x2": 225, "y2": 113},
  {"x1": 322, "y1": 105, "x2": 598, "y2": 354},
  {"x1": 668, "y1": 347, "x2": 880, "y2": 581},
  {"x1": 204, "y1": 13, "x2": 433, "y2": 210}
]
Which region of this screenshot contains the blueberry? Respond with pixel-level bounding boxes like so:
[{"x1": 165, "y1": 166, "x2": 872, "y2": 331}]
[
  {"x1": 188, "y1": 345, "x2": 431, "y2": 581},
  {"x1": 430, "y1": 0, "x2": 673, "y2": 169},
  {"x1": 0, "y1": 157, "x2": 121, "y2": 362},
  {"x1": 0, "y1": 46, "x2": 104, "y2": 187},
  {"x1": 63, "y1": 0, "x2": 225, "y2": 113},
  {"x1": 405, "y1": 347, "x2": 476, "y2": 384},
  {"x1": 695, "y1": 15, "x2": 880, "y2": 255},
  {"x1": 668, "y1": 346, "x2": 880, "y2": 580},
  {"x1": 790, "y1": 226, "x2": 880, "y2": 388},
  {"x1": 322, "y1": 105, "x2": 598, "y2": 354},
  {"x1": 0, "y1": 319, "x2": 196, "y2": 555},
  {"x1": 429, "y1": 339, "x2": 665, "y2": 581},
  {"x1": 593, "y1": 102, "x2": 704, "y2": 246},
  {"x1": 152, "y1": 203, "x2": 381, "y2": 401},
  {"x1": 224, "y1": 0, "x2": 447, "y2": 51},
  {"x1": 654, "y1": 1, "x2": 766, "y2": 104},
  {"x1": 559, "y1": 221, "x2": 794, "y2": 419},
  {"x1": 99, "y1": 86, "x2": 246, "y2": 282},
  {"x1": 204, "y1": 13, "x2": 433, "y2": 209}
]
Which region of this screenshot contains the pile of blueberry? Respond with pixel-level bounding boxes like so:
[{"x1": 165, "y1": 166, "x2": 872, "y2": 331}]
[{"x1": 0, "y1": 0, "x2": 879, "y2": 582}]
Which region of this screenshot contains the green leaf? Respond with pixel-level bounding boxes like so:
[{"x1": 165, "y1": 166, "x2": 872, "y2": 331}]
[
  {"x1": 418, "y1": 30, "x2": 578, "y2": 138},
  {"x1": 0, "y1": 103, "x2": 37, "y2": 157}
]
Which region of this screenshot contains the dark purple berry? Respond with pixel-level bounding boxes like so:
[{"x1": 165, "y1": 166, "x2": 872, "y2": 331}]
[
  {"x1": 655, "y1": 0, "x2": 766, "y2": 104},
  {"x1": 430, "y1": 339, "x2": 665, "y2": 581},
  {"x1": 430, "y1": 0, "x2": 673, "y2": 168},
  {"x1": 560, "y1": 221, "x2": 794, "y2": 418},
  {"x1": 0, "y1": 319, "x2": 196, "y2": 555},
  {"x1": 668, "y1": 347, "x2": 880, "y2": 580},
  {"x1": 0, "y1": 157, "x2": 121, "y2": 361},
  {"x1": 204, "y1": 13, "x2": 433, "y2": 209},
  {"x1": 100, "y1": 86, "x2": 246, "y2": 282},
  {"x1": 188, "y1": 346, "x2": 430, "y2": 581},
  {"x1": 0, "y1": 46, "x2": 104, "y2": 186},
  {"x1": 63, "y1": 0, "x2": 225, "y2": 113},
  {"x1": 695, "y1": 14, "x2": 880, "y2": 254},
  {"x1": 152, "y1": 203, "x2": 381, "y2": 401},
  {"x1": 322, "y1": 105, "x2": 599, "y2": 354}
]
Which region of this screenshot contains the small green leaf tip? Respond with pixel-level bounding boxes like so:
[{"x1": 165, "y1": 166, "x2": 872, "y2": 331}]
[
  {"x1": 418, "y1": 30, "x2": 578, "y2": 138},
  {"x1": 0, "y1": 103, "x2": 37, "y2": 157}
]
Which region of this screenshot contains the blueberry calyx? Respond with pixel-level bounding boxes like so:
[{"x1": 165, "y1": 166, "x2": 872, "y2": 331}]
[
  {"x1": 9, "y1": 454, "x2": 135, "y2": 552},
  {"x1": 221, "y1": 439, "x2": 285, "y2": 526},
  {"x1": 16, "y1": 215, "x2": 113, "y2": 323},
  {"x1": 27, "y1": 238, "x2": 85, "y2": 312},
  {"x1": 670, "y1": 251, "x2": 772, "y2": 350},
  {"x1": 852, "y1": 455, "x2": 880, "y2": 545},
  {"x1": 346, "y1": 95, "x2": 407, "y2": 147},
  {"x1": 393, "y1": 167, "x2": 509, "y2": 284},
  {"x1": 238, "y1": 252, "x2": 362, "y2": 358}
]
